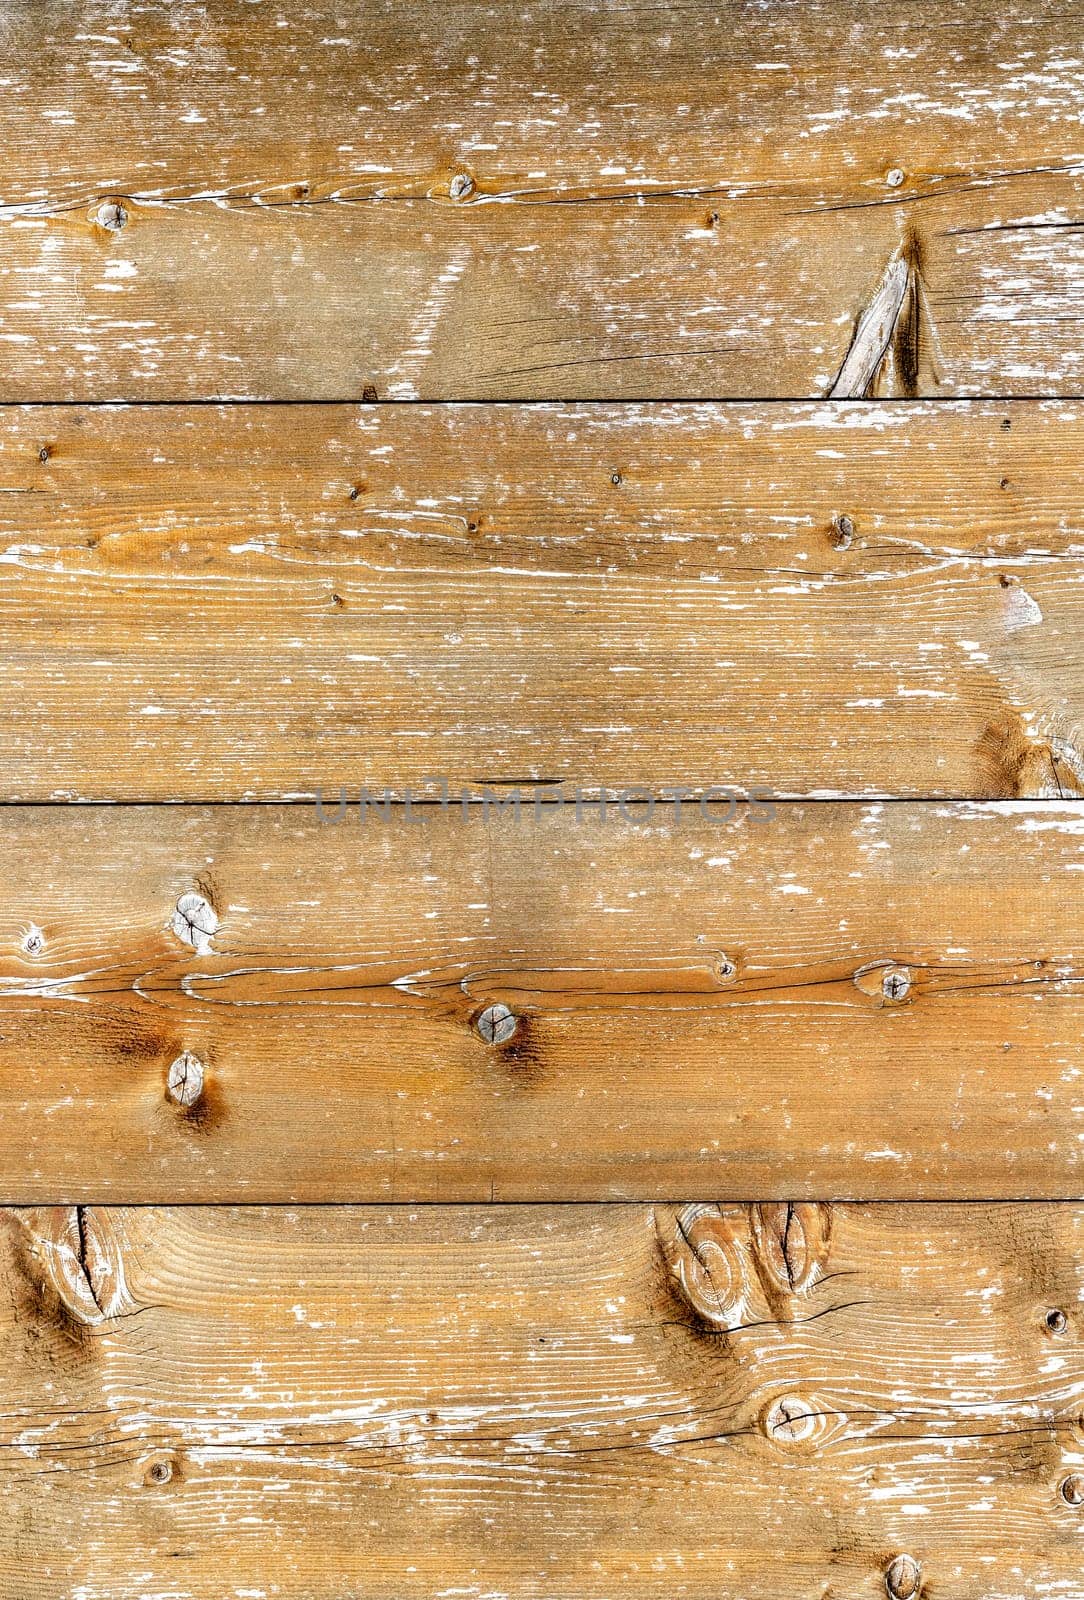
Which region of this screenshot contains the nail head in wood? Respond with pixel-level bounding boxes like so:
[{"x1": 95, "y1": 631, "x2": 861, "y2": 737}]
[
  {"x1": 95, "y1": 199, "x2": 129, "y2": 231},
  {"x1": 882, "y1": 965, "x2": 912, "y2": 1003},
  {"x1": 167, "y1": 1051, "x2": 205, "y2": 1108},
  {"x1": 885, "y1": 1553, "x2": 921, "y2": 1600},
  {"x1": 886, "y1": 167, "x2": 906, "y2": 188},
  {"x1": 475, "y1": 1002, "x2": 517, "y2": 1045},
  {"x1": 171, "y1": 891, "x2": 218, "y2": 954}
]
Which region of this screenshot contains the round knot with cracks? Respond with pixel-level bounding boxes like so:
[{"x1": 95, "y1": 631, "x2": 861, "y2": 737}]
[
  {"x1": 171, "y1": 892, "x2": 218, "y2": 955},
  {"x1": 475, "y1": 1001, "x2": 517, "y2": 1045},
  {"x1": 449, "y1": 172, "x2": 474, "y2": 201},
  {"x1": 21, "y1": 924, "x2": 45, "y2": 958},
  {"x1": 881, "y1": 965, "x2": 912, "y2": 1003},
  {"x1": 763, "y1": 1393, "x2": 820, "y2": 1447},
  {"x1": 94, "y1": 199, "x2": 128, "y2": 232},
  {"x1": 885, "y1": 167, "x2": 906, "y2": 189},
  {"x1": 885, "y1": 1553, "x2": 921, "y2": 1600},
  {"x1": 167, "y1": 1052, "x2": 205, "y2": 1108}
]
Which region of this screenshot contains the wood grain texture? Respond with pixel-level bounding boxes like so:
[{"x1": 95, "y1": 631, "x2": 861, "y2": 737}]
[
  {"x1": 3, "y1": 400, "x2": 1083, "y2": 801},
  {"x1": 0, "y1": 801, "x2": 1081, "y2": 1200},
  {"x1": 2, "y1": 1201, "x2": 1083, "y2": 1598},
  {"x1": 0, "y1": 0, "x2": 1082, "y2": 398}
]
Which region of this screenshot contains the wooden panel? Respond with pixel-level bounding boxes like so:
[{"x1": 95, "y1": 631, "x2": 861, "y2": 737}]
[
  {"x1": 3, "y1": 1201, "x2": 1083, "y2": 1597},
  {"x1": 3, "y1": 400, "x2": 1083, "y2": 801},
  {"x1": 0, "y1": 1, "x2": 1081, "y2": 398},
  {"x1": 0, "y1": 801, "x2": 1081, "y2": 1200}
]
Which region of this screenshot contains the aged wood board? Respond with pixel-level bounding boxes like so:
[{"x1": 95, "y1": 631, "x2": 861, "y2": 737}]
[
  {"x1": 0, "y1": 1, "x2": 1081, "y2": 398},
  {"x1": 0, "y1": 801, "x2": 1079, "y2": 1201},
  {"x1": 2, "y1": 1201, "x2": 1082, "y2": 1599},
  {"x1": 1, "y1": 400, "x2": 1081, "y2": 801}
]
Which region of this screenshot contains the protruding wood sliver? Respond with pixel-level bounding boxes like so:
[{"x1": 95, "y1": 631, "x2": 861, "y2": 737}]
[
  {"x1": 829, "y1": 253, "x2": 911, "y2": 398},
  {"x1": 0, "y1": 1, "x2": 1083, "y2": 396}
]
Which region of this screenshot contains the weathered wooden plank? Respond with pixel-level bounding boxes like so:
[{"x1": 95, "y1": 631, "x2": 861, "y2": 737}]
[
  {"x1": 0, "y1": 1, "x2": 1082, "y2": 398},
  {"x1": 0, "y1": 801, "x2": 1081, "y2": 1200},
  {"x1": 3, "y1": 400, "x2": 1083, "y2": 801},
  {"x1": 2, "y1": 1201, "x2": 1082, "y2": 1598}
]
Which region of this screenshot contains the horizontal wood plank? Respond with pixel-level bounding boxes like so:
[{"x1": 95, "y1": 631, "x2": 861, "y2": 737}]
[
  {"x1": 0, "y1": 801, "x2": 1081, "y2": 1200},
  {"x1": 2, "y1": 1200, "x2": 1083, "y2": 1597},
  {"x1": 0, "y1": 1, "x2": 1081, "y2": 397},
  {"x1": 2, "y1": 400, "x2": 1083, "y2": 801}
]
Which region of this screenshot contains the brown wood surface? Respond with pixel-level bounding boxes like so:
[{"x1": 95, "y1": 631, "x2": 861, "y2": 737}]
[
  {"x1": 0, "y1": 801, "x2": 1080, "y2": 1201},
  {"x1": 2, "y1": 1200, "x2": 1083, "y2": 1598},
  {"x1": 0, "y1": 1, "x2": 1081, "y2": 398},
  {"x1": 3, "y1": 400, "x2": 1082, "y2": 801}
]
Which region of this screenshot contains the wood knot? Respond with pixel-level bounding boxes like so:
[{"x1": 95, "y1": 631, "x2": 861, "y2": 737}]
[
  {"x1": 171, "y1": 891, "x2": 218, "y2": 954},
  {"x1": 854, "y1": 960, "x2": 914, "y2": 1004},
  {"x1": 657, "y1": 1203, "x2": 748, "y2": 1329},
  {"x1": 167, "y1": 1051, "x2": 205, "y2": 1108},
  {"x1": 20, "y1": 923, "x2": 45, "y2": 958},
  {"x1": 885, "y1": 1553, "x2": 921, "y2": 1600},
  {"x1": 12, "y1": 1206, "x2": 137, "y2": 1328},
  {"x1": 1046, "y1": 1307, "x2": 1068, "y2": 1335},
  {"x1": 885, "y1": 167, "x2": 906, "y2": 188},
  {"x1": 144, "y1": 1457, "x2": 175, "y2": 1487},
  {"x1": 761, "y1": 1393, "x2": 835, "y2": 1450},
  {"x1": 750, "y1": 1202, "x2": 831, "y2": 1300},
  {"x1": 881, "y1": 965, "x2": 912, "y2": 1003},
  {"x1": 1060, "y1": 1474, "x2": 1084, "y2": 1507},
  {"x1": 831, "y1": 512, "x2": 854, "y2": 550},
  {"x1": 94, "y1": 198, "x2": 128, "y2": 232},
  {"x1": 449, "y1": 172, "x2": 474, "y2": 201},
  {"x1": 712, "y1": 951, "x2": 738, "y2": 983},
  {"x1": 475, "y1": 1002, "x2": 517, "y2": 1044}
]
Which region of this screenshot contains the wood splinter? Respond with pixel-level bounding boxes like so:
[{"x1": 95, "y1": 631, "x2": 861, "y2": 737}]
[{"x1": 829, "y1": 253, "x2": 910, "y2": 398}]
